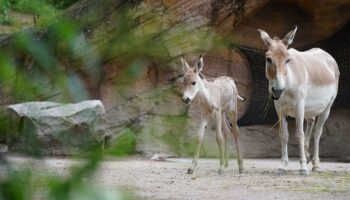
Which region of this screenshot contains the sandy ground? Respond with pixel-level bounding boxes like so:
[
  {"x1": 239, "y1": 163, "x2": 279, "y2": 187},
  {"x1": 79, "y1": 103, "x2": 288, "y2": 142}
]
[{"x1": 1, "y1": 155, "x2": 350, "y2": 200}]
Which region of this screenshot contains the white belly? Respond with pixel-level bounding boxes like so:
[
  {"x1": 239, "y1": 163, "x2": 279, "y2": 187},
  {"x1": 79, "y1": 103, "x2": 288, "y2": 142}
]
[
  {"x1": 304, "y1": 84, "x2": 337, "y2": 117},
  {"x1": 277, "y1": 84, "x2": 337, "y2": 118}
]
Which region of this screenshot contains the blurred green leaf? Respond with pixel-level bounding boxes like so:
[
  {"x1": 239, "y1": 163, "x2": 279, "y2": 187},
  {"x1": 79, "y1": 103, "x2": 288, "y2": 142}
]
[
  {"x1": 107, "y1": 128, "x2": 136, "y2": 156},
  {"x1": 0, "y1": 169, "x2": 33, "y2": 200}
]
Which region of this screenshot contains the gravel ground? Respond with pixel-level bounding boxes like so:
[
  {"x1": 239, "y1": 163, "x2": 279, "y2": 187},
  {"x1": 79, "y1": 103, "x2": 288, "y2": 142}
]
[{"x1": 1, "y1": 155, "x2": 350, "y2": 200}]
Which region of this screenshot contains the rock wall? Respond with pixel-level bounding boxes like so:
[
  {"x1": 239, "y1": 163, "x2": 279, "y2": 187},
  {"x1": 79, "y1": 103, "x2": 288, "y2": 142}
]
[
  {"x1": 94, "y1": 0, "x2": 350, "y2": 158},
  {"x1": 1, "y1": 0, "x2": 349, "y2": 158}
]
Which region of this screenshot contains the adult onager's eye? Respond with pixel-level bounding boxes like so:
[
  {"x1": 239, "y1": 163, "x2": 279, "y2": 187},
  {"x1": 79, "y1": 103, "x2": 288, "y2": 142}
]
[
  {"x1": 192, "y1": 82, "x2": 196, "y2": 85},
  {"x1": 286, "y1": 58, "x2": 291, "y2": 63},
  {"x1": 266, "y1": 57, "x2": 272, "y2": 63}
]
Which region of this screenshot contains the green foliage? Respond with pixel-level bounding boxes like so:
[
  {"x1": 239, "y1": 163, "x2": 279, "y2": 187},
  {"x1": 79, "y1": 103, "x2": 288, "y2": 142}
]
[
  {"x1": 0, "y1": 0, "x2": 11, "y2": 24},
  {"x1": 106, "y1": 129, "x2": 136, "y2": 156},
  {"x1": 0, "y1": 168, "x2": 32, "y2": 200},
  {"x1": 0, "y1": 0, "x2": 79, "y2": 26},
  {"x1": 0, "y1": 0, "x2": 225, "y2": 199}
]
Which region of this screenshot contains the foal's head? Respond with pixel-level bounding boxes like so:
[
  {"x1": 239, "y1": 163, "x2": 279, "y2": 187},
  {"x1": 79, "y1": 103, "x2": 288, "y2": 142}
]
[
  {"x1": 258, "y1": 26, "x2": 298, "y2": 100},
  {"x1": 181, "y1": 55, "x2": 204, "y2": 104}
]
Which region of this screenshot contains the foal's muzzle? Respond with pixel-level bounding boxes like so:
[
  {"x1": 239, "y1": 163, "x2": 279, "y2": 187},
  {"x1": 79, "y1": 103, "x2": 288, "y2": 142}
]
[{"x1": 270, "y1": 87, "x2": 285, "y2": 100}]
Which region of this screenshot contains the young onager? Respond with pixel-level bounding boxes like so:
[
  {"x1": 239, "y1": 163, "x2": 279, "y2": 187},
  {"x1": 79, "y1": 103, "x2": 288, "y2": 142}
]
[
  {"x1": 258, "y1": 26, "x2": 340, "y2": 175},
  {"x1": 181, "y1": 55, "x2": 244, "y2": 174}
]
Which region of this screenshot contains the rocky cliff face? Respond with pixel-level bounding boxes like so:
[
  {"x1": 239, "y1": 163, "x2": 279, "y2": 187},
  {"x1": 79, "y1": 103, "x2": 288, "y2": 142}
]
[
  {"x1": 92, "y1": 0, "x2": 350, "y2": 158},
  {"x1": 1, "y1": 0, "x2": 350, "y2": 158}
]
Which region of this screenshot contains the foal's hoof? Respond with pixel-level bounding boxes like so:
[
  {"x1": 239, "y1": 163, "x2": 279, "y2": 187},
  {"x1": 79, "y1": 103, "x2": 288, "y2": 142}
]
[
  {"x1": 239, "y1": 168, "x2": 244, "y2": 174},
  {"x1": 277, "y1": 168, "x2": 287, "y2": 176},
  {"x1": 187, "y1": 168, "x2": 194, "y2": 174},
  {"x1": 312, "y1": 167, "x2": 321, "y2": 173},
  {"x1": 300, "y1": 169, "x2": 309, "y2": 176},
  {"x1": 218, "y1": 169, "x2": 224, "y2": 175}
]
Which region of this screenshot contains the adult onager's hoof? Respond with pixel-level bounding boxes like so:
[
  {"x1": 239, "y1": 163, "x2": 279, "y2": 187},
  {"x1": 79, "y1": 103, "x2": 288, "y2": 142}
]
[
  {"x1": 187, "y1": 168, "x2": 194, "y2": 174},
  {"x1": 277, "y1": 168, "x2": 287, "y2": 176},
  {"x1": 218, "y1": 169, "x2": 224, "y2": 175},
  {"x1": 305, "y1": 152, "x2": 311, "y2": 164},
  {"x1": 307, "y1": 159, "x2": 311, "y2": 164},
  {"x1": 312, "y1": 166, "x2": 321, "y2": 173},
  {"x1": 238, "y1": 168, "x2": 244, "y2": 174},
  {"x1": 300, "y1": 169, "x2": 309, "y2": 176}
]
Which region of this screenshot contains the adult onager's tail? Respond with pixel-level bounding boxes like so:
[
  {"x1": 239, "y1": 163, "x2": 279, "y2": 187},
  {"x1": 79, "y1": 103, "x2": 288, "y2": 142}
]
[{"x1": 238, "y1": 95, "x2": 245, "y2": 102}]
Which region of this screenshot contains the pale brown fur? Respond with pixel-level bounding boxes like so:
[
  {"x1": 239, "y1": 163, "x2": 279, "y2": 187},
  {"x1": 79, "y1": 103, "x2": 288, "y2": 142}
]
[
  {"x1": 258, "y1": 26, "x2": 339, "y2": 175},
  {"x1": 181, "y1": 56, "x2": 244, "y2": 174},
  {"x1": 289, "y1": 48, "x2": 339, "y2": 86}
]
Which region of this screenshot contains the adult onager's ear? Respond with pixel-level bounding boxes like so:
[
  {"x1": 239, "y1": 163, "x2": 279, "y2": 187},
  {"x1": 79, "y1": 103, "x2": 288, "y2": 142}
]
[
  {"x1": 282, "y1": 25, "x2": 298, "y2": 46},
  {"x1": 181, "y1": 56, "x2": 190, "y2": 73},
  {"x1": 258, "y1": 29, "x2": 272, "y2": 47},
  {"x1": 195, "y1": 55, "x2": 204, "y2": 73}
]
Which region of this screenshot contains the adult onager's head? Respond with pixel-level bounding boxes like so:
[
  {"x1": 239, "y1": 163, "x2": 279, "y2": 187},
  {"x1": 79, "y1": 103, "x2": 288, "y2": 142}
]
[
  {"x1": 258, "y1": 26, "x2": 297, "y2": 100},
  {"x1": 258, "y1": 26, "x2": 339, "y2": 176},
  {"x1": 181, "y1": 55, "x2": 203, "y2": 104},
  {"x1": 180, "y1": 55, "x2": 244, "y2": 175}
]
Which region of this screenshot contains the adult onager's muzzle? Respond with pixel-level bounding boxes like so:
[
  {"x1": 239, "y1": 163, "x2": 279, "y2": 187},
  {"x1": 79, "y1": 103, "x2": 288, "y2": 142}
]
[
  {"x1": 270, "y1": 87, "x2": 285, "y2": 100},
  {"x1": 182, "y1": 96, "x2": 191, "y2": 104}
]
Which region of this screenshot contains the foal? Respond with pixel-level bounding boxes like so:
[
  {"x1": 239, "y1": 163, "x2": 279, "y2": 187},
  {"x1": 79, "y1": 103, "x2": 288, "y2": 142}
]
[{"x1": 181, "y1": 55, "x2": 244, "y2": 174}]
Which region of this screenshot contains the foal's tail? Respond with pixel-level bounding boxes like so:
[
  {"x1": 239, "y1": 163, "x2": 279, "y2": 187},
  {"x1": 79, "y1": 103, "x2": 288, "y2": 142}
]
[{"x1": 237, "y1": 94, "x2": 246, "y2": 102}]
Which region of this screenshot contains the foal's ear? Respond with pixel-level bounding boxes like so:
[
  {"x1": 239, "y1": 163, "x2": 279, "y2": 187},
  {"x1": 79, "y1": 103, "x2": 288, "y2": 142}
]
[
  {"x1": 195, "y1": 55, "x2": 204, "y2": 73},
  {"x1": 258, "y1": 29, "x2": 272, "y2": 47},
  {"x1": 282, "y1": 25, "x2": 298, "y2": 46},
  {"x1": 181, "y1": 56, "x2": 190, "y2": 73}
]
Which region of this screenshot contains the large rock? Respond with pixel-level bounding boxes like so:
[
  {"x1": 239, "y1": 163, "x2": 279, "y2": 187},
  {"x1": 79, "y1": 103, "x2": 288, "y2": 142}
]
[{"x1": 7, "y1": 100, "x2": 106, "y2": 156}]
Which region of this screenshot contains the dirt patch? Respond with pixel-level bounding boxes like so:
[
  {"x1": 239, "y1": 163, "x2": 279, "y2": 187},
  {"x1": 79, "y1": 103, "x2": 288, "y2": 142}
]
[{"x1": 1, "y1": 155, "x2": 350, "y2": 200}]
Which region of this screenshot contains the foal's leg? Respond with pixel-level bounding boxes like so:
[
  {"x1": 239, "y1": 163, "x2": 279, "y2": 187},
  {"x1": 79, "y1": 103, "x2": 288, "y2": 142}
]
[
  {"x1": 215, "y1": 111, "x2": 225, "y2": 174},
  {"x1": 312, "y1": 107, "x2": 331, "y2": 172},
  {"x1": 304, "y1": 117, "x2": 315, "y2": 163},
  {"x1": 187, "y1": 117, "x2": 208, "y2": 174},
  {"x1": 231, "y1": 112, "x2": 243, "y2": 173},
  {"x1": 222, "y1": 114, "x2": 229, "y2": 168}
]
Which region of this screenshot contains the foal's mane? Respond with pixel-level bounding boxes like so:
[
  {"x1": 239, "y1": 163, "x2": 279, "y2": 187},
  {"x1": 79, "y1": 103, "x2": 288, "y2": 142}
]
[{"x1": 199, "y1": 72, "x2": 215, "y2": 82}]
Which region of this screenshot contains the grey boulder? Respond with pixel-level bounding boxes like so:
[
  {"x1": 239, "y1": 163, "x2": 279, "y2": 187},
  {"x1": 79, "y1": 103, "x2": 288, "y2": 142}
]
[{"x1": 7, "y1": 100, "x2": 106, "y2": 156}]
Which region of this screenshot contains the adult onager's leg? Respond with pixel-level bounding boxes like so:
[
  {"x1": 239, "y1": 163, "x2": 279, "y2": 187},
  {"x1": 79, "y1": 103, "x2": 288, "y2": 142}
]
[
  {"x1": 278, "y1": 115, "x2": 289, "y2": 175},
  {"x1": 312, "y1": 106, "x2": 331, "y2": 172},
  {"x1": 304, "y1": 117, "x2": 315, "y2": 163},
  {"x1": 187, "y1": 117, "x2": 208, "y2": 174},
  {"x1": 295, "y1": 101, "x2": 309, "y2": 175}
]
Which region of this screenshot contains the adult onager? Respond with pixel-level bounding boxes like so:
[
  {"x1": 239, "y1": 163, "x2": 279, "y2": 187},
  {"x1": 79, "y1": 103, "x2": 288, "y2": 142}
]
[
  {"x1": 181, "y1": 55, "x2": 244, "y2": 174},
  {"x1": 258, "y1": 26, "x2": 340, "y2": 175}
]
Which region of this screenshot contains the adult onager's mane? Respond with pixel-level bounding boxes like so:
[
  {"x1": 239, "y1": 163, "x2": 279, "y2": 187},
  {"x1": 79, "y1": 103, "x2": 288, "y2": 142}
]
[{"x1": 258, "y1": 26, "x2": 339, "y2": 176}]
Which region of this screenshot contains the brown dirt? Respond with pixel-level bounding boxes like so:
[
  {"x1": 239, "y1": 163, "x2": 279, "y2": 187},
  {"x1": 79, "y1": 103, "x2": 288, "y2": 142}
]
[{"x1": 2, "y1": 155, "x2": 350, "y2": 200}]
